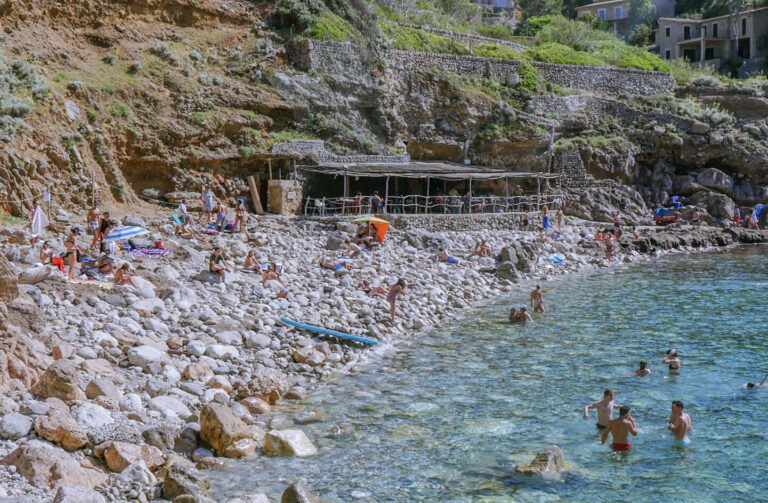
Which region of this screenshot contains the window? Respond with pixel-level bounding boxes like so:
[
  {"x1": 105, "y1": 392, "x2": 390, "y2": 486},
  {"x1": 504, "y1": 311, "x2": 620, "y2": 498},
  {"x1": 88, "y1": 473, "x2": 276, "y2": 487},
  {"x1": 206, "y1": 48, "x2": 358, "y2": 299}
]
[
  {"x1": 665, "y1": 26, "x2": 670, "y2": 37},
  {"x1": 665, "y1": 49, "x2": 671, "y2": 59},
  {"x1": 684, "y1": 26, "x2": 691, "y2": 40},
  {"x1": 713, "y1": 23, "x2": 718, "y2": 37},
  {"x1": 597, "y1": 8, "x2": 606, "y2": 20},
  {"x1": 683, "y1": 49, "x2": 696, "y2": 61},
  {"x1": 705, "y1": 47, "x2": 715, "y2": 59},
  {"x1": 742, "y1": 18, "x2": 747, "y2": 35},
  {"x1": 614, "y1": 6, "x2": 622, "y2": 18}
]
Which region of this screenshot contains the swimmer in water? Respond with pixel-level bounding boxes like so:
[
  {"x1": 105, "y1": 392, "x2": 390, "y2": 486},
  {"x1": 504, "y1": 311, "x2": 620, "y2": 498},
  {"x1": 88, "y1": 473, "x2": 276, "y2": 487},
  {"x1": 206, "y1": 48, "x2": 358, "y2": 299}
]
[
  {"x1": 509, "y1": 306, "x2": 532, "y2": 323},
  {"x1": 583, "y1": 389, "x2": 622, "y2": 430},
  {"x1": 667, "y1": 400, "x2": 692, "y2": 445},
  {"x1": 662, "y1": 348, "x2": 681, "y2": 374},
  {"x1": 635, "y1": 360, "x2": 651, "y2": 375},
  {"x1": 746, "y1": 372, "x2": 768, "y2": 389},
  {"x1": 530, "y1": 284, "x2": 545, "y2": 313},
  {"x1": 601, "y1": 405, "x2": 637, "y2": 451}
]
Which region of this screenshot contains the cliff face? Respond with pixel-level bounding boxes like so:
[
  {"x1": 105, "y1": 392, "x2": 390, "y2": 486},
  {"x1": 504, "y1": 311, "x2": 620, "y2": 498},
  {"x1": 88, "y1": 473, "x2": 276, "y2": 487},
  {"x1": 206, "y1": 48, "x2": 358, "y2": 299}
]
[{"x1": 0, "y1": 0, "x2": 766, "y2": 222}]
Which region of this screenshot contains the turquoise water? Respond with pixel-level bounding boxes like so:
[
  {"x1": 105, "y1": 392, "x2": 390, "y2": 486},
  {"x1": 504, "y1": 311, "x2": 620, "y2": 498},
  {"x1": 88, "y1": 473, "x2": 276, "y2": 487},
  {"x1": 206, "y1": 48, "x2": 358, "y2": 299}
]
[{"x1": 211, "y1": 246, "x2": 768, "y2": 502}]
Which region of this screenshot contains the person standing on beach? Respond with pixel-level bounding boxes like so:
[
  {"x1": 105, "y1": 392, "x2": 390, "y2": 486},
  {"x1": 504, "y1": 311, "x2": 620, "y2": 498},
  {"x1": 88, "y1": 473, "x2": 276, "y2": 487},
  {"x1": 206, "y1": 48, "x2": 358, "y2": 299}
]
[
  {"x1": 556, "y1": 208, "x2": 564, "y2": 229},
  {"x1": 601, "y1": 405, "x2": 637, "y2": 451},
  {"x1": 234, "y1": 197, "x2": 247, "y2": 233},
  {"x1": 530, "y1": 285, "x2": 545, "y2": 313},
  {"x1": 541, "y1": 206, "x2": 549, "y2": 230},
  {"x1": 201, "y1": 185, "x2": 214, "y2": 225},
  {"x1": 667, "y1": 400, "x2": 692, "y2": 445},
  {"x1": 387, "y1": 278, "x2": 406, "y2": 323},
  {"x1": 604, "y1": 234, "x2": 614, "y2": 261},
  {"x1": 86, "y1": 201, "x2": 100, "y2": 235},
  {"x1": 584, "y1": 389, "x2": 622, "y2": 430}
]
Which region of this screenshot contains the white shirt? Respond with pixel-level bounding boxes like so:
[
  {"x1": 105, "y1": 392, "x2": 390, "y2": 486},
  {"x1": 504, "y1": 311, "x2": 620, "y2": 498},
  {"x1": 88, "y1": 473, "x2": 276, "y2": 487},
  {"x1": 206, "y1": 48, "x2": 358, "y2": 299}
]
[{"x1": 178, "y1": 202, "x2": 187, "y2": 215}]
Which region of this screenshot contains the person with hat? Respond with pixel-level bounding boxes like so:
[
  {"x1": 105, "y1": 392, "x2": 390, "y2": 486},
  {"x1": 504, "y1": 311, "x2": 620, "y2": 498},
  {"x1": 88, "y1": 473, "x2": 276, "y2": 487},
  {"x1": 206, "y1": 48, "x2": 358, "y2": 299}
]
[
  {"x1": 234, "y1": 197, "x2": 247, "y2": 233},
  {"x1": 86, "y1": 201, "x2": 100, "y2": 235}
]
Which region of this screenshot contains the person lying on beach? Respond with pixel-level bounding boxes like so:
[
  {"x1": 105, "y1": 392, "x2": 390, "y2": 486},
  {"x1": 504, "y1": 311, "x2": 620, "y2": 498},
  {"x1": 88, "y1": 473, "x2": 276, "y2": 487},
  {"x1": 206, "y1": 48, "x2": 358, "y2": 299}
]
[
  {"x1": 344, "y1": 239, "x2": 362, "y2": 258},
  {"x1": 39, "y1": 241, "x2": 53, "y2": 265},
  {"x1": 635, "y1": 360, "x2": 651, "y2": 375},
  {"x1": 244, "y1": 251, "x2": 263, "y2": 273},
  {"x1": 359, "y1": 280, "x2": 387, "y2": 297},
  {"x1": 262, "y1": 264, "x2": 285, "y2": 286},
  {"x1": 114, "y1": 263, "x2": 138, "y2": 287},
  {"x1": 662, "y1": 349, "x2": 681, "y2": 374},
  {"x1": 321, "y1": 257, "x2": 362, "y2": 271},
  {"x1": 473, "y1": 240, "x2": 491, "y2": 257},
  {"x1": 434, "y1": 248, "x2": 459, "y2": 264},
  {"x1": 175, "y1": 219, "x2": 203, "y2": 241},
  {"x1": 746, "y1": 373, "x2": 768, "y2": 389}
]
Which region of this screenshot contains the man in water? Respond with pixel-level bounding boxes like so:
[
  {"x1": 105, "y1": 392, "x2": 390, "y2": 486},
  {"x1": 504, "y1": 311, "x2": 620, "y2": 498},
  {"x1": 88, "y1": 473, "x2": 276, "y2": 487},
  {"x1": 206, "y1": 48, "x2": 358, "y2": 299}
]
[
  {"x1": 667, "y1": 400, "x2": 692, "y2": 445},
  {"x1": 530, "y1": 285, "x2": 545, "y2": 313},
  {"x1": 583, "y1": 389, "x2": 622, "y2": 430},
  {"x1": 746, "y1": 372, "x2": 768, "y2": 389},
  {"x1": 601, "y1": 405, "x2": 637, "y2": 451},
  {"x1": 509, "y1": 306, "x2": 532, "y2": 323}
]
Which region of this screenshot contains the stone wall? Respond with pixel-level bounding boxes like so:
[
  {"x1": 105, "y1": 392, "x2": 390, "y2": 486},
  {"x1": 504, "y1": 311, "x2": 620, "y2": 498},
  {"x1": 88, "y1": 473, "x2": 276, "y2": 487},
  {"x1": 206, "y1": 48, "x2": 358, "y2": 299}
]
[
  {"x1": 289, "y1": 40, "x2": 675, "y2": 96},
  {"x1": 271, "y1": 139, "x2": 410, "y2": 164},
  {"x1": 552, "y1": 148, "x2": 590, "y2": 189},
  {"x1": 394, "y1": 213, "x2": 525, "y2": 232},
  {"x1": 268, "y1": 180, "x2": 303, "y2": 215}
]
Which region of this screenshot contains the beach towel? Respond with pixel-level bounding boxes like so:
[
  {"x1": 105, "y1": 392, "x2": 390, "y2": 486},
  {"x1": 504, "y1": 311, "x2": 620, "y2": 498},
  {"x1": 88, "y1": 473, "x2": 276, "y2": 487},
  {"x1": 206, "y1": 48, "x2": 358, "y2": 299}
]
[
  {"x1": 30, "y1": 206, "x2": 49, "y2": 237},
  {"x1": 549, "y1": 255, "x2": 564, "y2": 264},
  {"x1": 130, "y1": 246, "x2": 171, "y2": 258},
  {"x1": 172, "y1": 213, "x2": 183, "y2": 226},
  {"x1": 50, "y1": 257, "x2": 65, "y2": 273}
]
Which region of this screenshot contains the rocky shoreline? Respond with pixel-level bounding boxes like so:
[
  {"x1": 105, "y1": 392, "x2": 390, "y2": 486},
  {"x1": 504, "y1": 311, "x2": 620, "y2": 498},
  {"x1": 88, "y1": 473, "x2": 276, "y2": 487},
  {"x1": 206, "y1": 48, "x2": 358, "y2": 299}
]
[{"x1": 0, "y1": 212, "x2": 765, "y2": 503}]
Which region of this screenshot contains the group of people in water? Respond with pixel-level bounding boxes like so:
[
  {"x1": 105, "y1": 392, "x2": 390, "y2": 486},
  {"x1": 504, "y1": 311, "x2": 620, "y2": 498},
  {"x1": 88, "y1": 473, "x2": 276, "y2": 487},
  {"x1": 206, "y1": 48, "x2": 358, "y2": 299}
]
[{"x1": 509, "y1": 285, "x2": 545, "y2": 324}]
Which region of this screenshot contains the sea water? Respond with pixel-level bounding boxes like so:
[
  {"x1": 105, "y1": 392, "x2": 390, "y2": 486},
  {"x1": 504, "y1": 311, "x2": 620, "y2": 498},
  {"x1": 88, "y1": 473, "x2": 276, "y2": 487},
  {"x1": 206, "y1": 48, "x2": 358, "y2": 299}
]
[{"x1": 210, "y1": 246, "x2": 768, "y2": 502}]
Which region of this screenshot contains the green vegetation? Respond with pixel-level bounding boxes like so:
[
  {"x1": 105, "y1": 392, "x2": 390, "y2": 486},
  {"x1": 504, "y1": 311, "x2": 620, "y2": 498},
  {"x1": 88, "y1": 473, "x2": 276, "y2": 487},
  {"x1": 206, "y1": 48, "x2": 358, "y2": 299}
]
[
  {"x1": 189, "y1": 111, "x2": 212, "y2": 127},
  {"x1": 269, "y1": 129, "x2": 318, "y2": 142},
  {"x1": 380, "y1": 21, "x2": 469, "y2": 54},
  {"x1": 310, "y1": 112, "x2": 377, "y2": 153},
  {"x1": 472, "y1": 43, "x2": 521, "y2": 59},
  {"x1": 0, "y1": 215, "x2": 25, "y2": 225},
  {"x1": 307, "y1": 11, "x2": 363, "y2": 42},
  {"x1": 516, "y1": 61, "x2": 543, "y2": 92},
  {"x1": 86, "y1": 108, "x2": 99, "y2": 123},
  {"x1": 630, "y1": 94, "x2": 733, "y2": 125},
  {"x1": 111, "y1": 101, "x2": 131, "y2": 119},
  {"x1": 0, "y1": 52, "x2": 49, "y2": 140}
]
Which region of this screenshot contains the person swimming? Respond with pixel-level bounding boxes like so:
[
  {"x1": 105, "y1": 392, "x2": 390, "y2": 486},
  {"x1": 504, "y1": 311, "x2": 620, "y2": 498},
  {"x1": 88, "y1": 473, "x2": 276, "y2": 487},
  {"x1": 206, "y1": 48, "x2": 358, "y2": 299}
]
[
  {"x1": 635, "y1": 360, "x2": 651, "y2": 375},
  {"x1": 662, "y1": 348, "x2": 681, "y2": 373},
  {"x1": 746, "y1": 372, "x2": 768, "y2": 389}
]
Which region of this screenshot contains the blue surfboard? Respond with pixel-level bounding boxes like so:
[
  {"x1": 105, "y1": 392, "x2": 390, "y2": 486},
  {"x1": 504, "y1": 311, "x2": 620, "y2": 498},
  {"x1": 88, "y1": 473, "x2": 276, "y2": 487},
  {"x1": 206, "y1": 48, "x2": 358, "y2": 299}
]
[{"x1": 280, "y1": 317, "x2": 380, "y2": 345}]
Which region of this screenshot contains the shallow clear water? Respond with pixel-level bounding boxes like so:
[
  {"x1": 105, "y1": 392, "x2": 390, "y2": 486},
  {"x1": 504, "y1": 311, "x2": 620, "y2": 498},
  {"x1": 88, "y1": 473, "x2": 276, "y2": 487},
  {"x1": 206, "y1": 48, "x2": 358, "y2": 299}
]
[{"x1": 211, "y1": 246, "x2": 768, "y2": 502}]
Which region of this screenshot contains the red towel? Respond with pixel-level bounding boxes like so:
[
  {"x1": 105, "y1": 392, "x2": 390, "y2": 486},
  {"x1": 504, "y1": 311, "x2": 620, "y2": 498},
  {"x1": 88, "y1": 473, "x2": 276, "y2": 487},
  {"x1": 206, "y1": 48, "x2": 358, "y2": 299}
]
[{"x1": 51, "y1": 257, "x2": 65, "y2": 273}]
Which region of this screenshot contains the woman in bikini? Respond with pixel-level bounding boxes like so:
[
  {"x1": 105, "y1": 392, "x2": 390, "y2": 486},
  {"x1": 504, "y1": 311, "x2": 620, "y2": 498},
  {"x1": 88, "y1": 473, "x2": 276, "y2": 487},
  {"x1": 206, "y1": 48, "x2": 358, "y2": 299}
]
[
  {"x1": 662, "y1": 348, "x2": 681, "y2": 374},
  {"x1": 387, "y1": 278, "x2": 406, "y2": 323},
  {"x1": 234, "y1": 198, "x2": 246, "y2": 233},
  {"x1": 114, "y1": 263, "x2": 138, "y2": 287},
  {"x1": 64, "y1": 228, "x2": 80, "y2": 281}
]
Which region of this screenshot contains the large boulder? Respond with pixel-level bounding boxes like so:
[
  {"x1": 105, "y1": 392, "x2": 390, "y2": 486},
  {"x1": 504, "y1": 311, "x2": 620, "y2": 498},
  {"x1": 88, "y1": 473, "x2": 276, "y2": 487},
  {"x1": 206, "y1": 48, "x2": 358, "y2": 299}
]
[
  {"x1": 18, "y1": 264, "x2": 55, "y2": 285},
  {"x1": 163, "y1": 463, "x2": 211, "y2": 499},
  {"x1": 280, "y1": 481, "x2": 318, "y2": 503},
  {"x1": 697, "y1": 168, "x2": 732, "y2": 194},
  {"x1": 263, "y1": 429, "x2": 317, "y2": 457},
  {"x1": 104, "y1": 441, "x2": 165, "y2": 472},
  {"x1": 514, "y1": 445, "x2": 569, "y2": 475},
  {"x1": 0, "y1": 255, "x2": 18, "y2": 302},
  {"x1": 0, "y1": 412, "x2": 32, "y2": 440},
  {"x1": 32, "y1": 360, "x2": 85, "y2": 404},
  {"x1": 199, "y1": 403, "x2": 252, "y2": 457},
  {"x1": 52, "y1": 485, "x2": 107, "y2": 503},
  {"x1": 688, "y1": 191, "x2": 735, "y2": 220},
  {"x1": 2, "y1": 444, "x2": 108, "y2": 489},
  {"x1": 34, "y1": 409, "x2": 89, "y2": 451}
]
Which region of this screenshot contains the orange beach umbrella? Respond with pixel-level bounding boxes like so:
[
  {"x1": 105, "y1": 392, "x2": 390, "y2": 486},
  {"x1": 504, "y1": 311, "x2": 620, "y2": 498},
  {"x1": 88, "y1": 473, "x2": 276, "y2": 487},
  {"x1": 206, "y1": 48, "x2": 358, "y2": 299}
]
[{"x1": 352, "y1": 216, "x2": 390, "y2": 243}]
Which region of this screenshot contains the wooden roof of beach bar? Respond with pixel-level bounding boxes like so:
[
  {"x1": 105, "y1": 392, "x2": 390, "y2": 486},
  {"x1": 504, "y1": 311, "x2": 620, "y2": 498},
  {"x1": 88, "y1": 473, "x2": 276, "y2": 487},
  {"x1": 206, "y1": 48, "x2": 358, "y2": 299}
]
[{"x1": 297, "y1": 161, "x2": 562, "y2": 181}]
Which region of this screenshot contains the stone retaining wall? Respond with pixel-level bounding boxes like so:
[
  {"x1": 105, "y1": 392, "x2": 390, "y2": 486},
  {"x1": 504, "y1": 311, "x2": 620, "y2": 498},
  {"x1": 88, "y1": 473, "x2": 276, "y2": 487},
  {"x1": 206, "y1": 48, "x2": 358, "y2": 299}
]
[
  {"x1": 390, "y1": 213, "x2": 527, "y2": 232},
  {"x1": 289, "y1": 39, "x2": 675, "y2": 96}
]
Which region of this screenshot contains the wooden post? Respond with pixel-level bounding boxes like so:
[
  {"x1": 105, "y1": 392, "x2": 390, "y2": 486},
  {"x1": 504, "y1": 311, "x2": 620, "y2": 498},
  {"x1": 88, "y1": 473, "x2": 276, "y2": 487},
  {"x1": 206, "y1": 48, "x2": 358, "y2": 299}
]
[
  {"x1": 342, "y1": 174, "x2": 348, "y2": 215},
  {"x1": 425, "y1": 176, "x2": 430, "y2": 214},
  {"x1": 384, "y1": 176, "x2": 389, "y2": 214},
  {"x1": 468, "y1": 177, "x2": 472, "y2": 214},
  {"x1": 247, "y1": 175, "x2": 264, "y2": 215},
  {"x1": 268, "y1": 159, "x2": 273, "y2": 180}
]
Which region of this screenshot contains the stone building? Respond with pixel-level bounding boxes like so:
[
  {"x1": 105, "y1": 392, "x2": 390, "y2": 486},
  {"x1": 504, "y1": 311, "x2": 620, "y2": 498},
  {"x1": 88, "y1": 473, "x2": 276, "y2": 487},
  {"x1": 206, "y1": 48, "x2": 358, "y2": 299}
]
[
  {"x1": 654, "y1": 7, "x2": 768, "y2": 71},
  {"x1": 576, "y1": 0, "x2": 675, "y2": 36}
]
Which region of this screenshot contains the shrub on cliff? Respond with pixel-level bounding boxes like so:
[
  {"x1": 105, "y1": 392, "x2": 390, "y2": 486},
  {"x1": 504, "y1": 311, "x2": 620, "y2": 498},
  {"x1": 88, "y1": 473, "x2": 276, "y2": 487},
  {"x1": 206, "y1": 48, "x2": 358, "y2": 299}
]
[{"x1": 381, "y1": 21, "x2": 470, "y2": 54}]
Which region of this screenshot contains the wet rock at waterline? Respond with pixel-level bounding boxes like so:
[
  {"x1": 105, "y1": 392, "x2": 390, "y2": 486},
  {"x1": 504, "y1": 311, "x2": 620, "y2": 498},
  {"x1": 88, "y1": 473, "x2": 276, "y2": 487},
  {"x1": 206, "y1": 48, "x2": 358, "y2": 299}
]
[{"x1": 514, "y1": 445, "x2": 569, "y2": 475}]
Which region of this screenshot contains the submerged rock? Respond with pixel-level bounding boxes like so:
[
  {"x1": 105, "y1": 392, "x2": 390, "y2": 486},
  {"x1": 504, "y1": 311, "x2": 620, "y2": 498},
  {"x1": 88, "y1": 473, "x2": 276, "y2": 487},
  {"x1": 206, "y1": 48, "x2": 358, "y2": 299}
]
[
  {"x1": 281, "y1": 481, "x2": 318, "y2": 503},
  {"x1": 514, "y1": 445, "x2": 568, "y2": 475},
  {"x1": 264, "y1": 429, "x2": 317, "y2": 457}
]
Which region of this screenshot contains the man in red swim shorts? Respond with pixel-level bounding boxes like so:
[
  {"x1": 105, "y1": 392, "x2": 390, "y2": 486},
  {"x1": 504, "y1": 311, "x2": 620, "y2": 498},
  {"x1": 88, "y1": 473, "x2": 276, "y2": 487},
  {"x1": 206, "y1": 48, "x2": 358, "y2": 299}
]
[{"x1": 601, "y1": 405, "x2": 637, "y2": 451}]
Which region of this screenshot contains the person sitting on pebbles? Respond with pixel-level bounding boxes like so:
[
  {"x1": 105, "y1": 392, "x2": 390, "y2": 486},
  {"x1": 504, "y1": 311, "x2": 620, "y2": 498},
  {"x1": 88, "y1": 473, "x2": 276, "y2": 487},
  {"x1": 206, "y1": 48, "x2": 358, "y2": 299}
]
[
  {"x1": 114, "y1": 263, "x2": 138, "y2": 287},
  {"x1": 244, "y1": 250, "x2": 263, "y2": 273},
  {"x1": 39, "y1": 241, "x2": 53, "y2": 265},
  {"x1": 262, "y1": 263, "x2": 286, "y2": 288},
  {"x1": 97, "y1": 250, "x2": 115, "y2": 275},
  {"x1": 175, "y1": 215, "x2": 203, "y2": 241},
  {"x1": 473, "y1": 240, "x2": 491, "y2": 257},
  {"x1": 434, "y1": 248, "x2": 459, "y2": 265},
  {"x1": 209, "y1": 247, "x2": 231, "y2": 282},
  {"x1": 344, "y1": 239, "x2": 362, "y2": 258},
  {"x1": 321, "y1": 257, "x2": 362, "y2": 271}
]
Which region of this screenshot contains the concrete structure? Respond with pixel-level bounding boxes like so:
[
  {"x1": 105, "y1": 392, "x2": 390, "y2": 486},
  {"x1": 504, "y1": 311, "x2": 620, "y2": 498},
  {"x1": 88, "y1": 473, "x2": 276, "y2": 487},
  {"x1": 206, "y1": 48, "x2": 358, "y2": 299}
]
[
  {"x1": 577, "y1": 0, "x2": 675, "y2": 35},
  {"x1": 474, "y1": 0, "x2": 515, "y2": 12},
  {"x1": 655, "y1": 7, "x2": 768, "y2": 71}
]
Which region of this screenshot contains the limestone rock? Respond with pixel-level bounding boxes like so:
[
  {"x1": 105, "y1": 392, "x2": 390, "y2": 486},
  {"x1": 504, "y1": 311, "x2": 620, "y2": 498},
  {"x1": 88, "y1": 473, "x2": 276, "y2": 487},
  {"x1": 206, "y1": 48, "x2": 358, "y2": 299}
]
[
  {"x1": 18, "y1": 264, "x2": 54, "y2": 285},
  {"x1": 120, "y1": 460, "x2": 157, "y2": 485},
  {"x1": 514, "y1": 445, "x2": 568, "y2": 475},
  {"x1": 240, "y1": 397, "x2": 271, "y2": 415},
  {"x1": 199, "y1": 403, "x2": 251, "y2": 457},
  {"x1": 32, "y1": 360, "x2": 85, "y2": 404},
  {"x1": 0, "y1": 255, "x2": 18, "y2": 302},
  {"x1": 292, "y1": 347, "x2": 325, "y2": 366},
  {"x1": 74, "y1": 402, "x2": 114, "y2": 429},
  {"x1": 163, "y1": 464, "x2": 210, "y2": 499},
  {"x1": 104, "y1": 441, "x2": 165, "y2": 472},
  {"x1": 52, "y1": 485, "x2": 107, "y2": 503},
  {"x1": 127, "y1": 345, "x2": 166, "y2": 367},
  {"x1": 263, "y1": 429, "x2": 317, "y2": 457},
  {"x1": 697, "y1": 168, "x2": 732, "y2": 194},
  {"x1": 34, "y1": 409, "x2": 89, "y2": 451},
  {"x1": 229, "y1": 495, "x2": 271, "y2": 503},
  {"x1": 235, "y1": 376, "x2": 283, "y2": 404},
  {"x1": 2, "y1": 444, "x2": 108, "y2": 489},
  {"x1": 149, "y1": 395, "x2": 192, "y2": 419},
  {"x1": 0, "y1": 412, "x2": 32, "y2": 440},
  {"x1": 184, "y1": 361, "x2": 214, "y2": 382},
  {"x1": 85, "y1": 379, "x2": 122, "y2": 402},
  {"x1": 689, "y1": 121, "x2": 710, "y2": 135},
  {"x1": 280, "y1": 481, "x2": 318, "y2": 503}
]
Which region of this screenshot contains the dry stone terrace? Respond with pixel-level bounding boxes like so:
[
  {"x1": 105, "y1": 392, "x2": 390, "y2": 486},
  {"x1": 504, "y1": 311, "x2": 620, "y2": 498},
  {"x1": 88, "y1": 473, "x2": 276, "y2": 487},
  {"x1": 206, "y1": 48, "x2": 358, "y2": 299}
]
[{"x1": 288, "y1": 39, "x2": 676, "y2": 96}]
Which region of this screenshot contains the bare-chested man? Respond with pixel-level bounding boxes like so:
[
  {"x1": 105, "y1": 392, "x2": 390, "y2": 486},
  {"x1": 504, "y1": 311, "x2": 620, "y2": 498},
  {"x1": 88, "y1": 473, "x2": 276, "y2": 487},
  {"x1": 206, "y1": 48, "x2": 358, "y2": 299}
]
[
  {"x1": 667, "y1": 400, "x2": 692, "y2": 446},
  {"x1": 583, "y1": 388, "x2": 622, "y2": 430},
  {"x1": 530, "y1": 284, "x2": 545, "y2": 313},
  {"x1": 601, "y1": 405, "x2": 637, "y2": 451}
]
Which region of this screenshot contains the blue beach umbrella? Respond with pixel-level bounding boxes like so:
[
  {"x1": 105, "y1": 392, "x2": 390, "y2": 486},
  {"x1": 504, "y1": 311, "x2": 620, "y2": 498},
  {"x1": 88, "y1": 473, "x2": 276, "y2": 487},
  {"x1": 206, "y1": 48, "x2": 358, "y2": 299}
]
[{"x1": 103, "y1": 226, "x2": 148, "y2": 241}]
